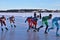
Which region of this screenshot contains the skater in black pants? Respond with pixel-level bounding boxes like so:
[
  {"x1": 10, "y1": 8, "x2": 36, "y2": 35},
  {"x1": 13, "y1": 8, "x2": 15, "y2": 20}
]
[
  {"x1": 37, "y1": 14, "x2": 52, "y2": 34},
  {"x1": 0, "y1": 15, "x2": 8, "y2": 31}
]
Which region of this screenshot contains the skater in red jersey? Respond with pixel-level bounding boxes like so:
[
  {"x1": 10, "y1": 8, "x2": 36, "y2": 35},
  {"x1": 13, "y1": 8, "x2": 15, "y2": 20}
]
[
  {"x1": 25, "y1": 15, "x2": 39, "y2": 32},
  {"x1": 0, "y1": 15, "x2": 8, "y2": 31}
]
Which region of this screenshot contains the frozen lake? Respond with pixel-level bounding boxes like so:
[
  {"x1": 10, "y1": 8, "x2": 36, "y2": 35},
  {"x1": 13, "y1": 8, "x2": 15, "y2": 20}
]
[{"x1": 0, "y1": 13, "x2": 60, "y2": 40}]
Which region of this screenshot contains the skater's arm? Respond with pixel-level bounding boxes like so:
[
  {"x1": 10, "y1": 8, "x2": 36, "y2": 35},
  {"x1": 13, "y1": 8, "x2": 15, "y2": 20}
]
[
  {"x1": 14, "y1": 17, "x2": 15, "y2": 21},
  {"x1": 25, "y1": 19, "x2": 27, "y2": 23},
  {"x1": 59, "y1": 17, "x2": 60, "y2": 20},
  {"x1": 4, "y1": 17, "x2": 6, "y2": 20},
  {"x1": 25, "y1": 18, "x2": 28, "y2": 23},
  {"x1": 7, "y1": 17, "x2": 11, "y2": 20},
  {"x1": 7, "y1": 18, "x2": 9, "y2": 20}
]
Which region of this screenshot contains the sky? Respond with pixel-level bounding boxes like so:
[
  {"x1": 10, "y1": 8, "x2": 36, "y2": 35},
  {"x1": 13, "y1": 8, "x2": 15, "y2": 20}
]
[{"x1": 0, "y1": 0, "x2": 60, "y2": 10}]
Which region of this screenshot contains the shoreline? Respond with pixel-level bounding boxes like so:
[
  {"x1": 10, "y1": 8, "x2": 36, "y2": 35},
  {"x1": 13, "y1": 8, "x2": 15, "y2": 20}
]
[{"x1": 0, "y1": 9, "x2": 60, "y2": 13}]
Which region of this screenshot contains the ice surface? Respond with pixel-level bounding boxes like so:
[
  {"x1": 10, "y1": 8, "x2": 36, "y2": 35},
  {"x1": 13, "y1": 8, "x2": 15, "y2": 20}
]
[{"x1": 0, "y1": 13, "x2": 60, "y2": 40}]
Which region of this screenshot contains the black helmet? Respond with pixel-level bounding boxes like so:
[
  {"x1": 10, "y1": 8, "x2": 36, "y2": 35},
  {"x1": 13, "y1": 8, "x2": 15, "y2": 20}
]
[
  {"x1": 49, "y1": 14, "x2": 52, "y2": 17},
  {"x1": 12, "y1": 16, "x2": 14, "y2": 18},
  {"x1": 37, "y1": 15, "x2": 39, "y2": 18}
]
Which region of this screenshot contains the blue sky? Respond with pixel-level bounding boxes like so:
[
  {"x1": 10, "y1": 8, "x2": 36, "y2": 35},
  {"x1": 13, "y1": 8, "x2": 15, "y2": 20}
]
[{"x1": 0, "y1": 0, "x2": 60, "y2": 10}]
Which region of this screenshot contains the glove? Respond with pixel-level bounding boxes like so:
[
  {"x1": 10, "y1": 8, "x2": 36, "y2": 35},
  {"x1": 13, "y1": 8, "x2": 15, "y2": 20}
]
[{"x1": 25, "y1": 21, "x2": 26, "y2": 23}]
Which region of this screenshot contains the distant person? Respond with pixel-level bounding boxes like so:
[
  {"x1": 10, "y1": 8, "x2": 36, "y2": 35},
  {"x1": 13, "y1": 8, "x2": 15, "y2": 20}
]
[
  {"x1": 0, "y1": 15, "x2": 8, "y2": 31},
  {"x1": 38, "y1": 14, "x2": 52, "y2": 34},
  {"x1": 40, "y1": 13, "x2": 41, "y2": 19},
  {"x1": 48, "y1": 17, "x2": 60, "y2": 36},
  {"x1": 7, "y1": 16, "x2": 16, "y2": 28},
  {"x1": 34, "y1": 12, "x2": 36, "y2": 18}
]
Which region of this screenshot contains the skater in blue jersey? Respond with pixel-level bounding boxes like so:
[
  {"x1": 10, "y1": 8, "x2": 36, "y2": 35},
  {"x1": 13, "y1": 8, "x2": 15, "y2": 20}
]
[{"x1": 48, "y1": 17, "x2": 60, "y2": 36}]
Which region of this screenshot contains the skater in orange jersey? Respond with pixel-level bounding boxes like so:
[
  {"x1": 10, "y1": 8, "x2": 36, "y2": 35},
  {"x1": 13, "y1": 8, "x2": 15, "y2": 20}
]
[{"x1": 7, "y1": 16, "x2": 16, "y2": 28}]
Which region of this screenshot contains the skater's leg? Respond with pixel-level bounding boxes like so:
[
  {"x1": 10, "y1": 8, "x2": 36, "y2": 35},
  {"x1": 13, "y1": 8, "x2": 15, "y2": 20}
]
[
  {"x1": 3, "y1": 21, "x2": 8, "y2": 30},
  {"x1": 10, "y1": 20, "x2": 13, "y2": 27},
  {"x1": 32, "y1": 21, "x2": 38, "y2": 32},
  {"x1": 31, "y1": 26, "x2": 38, "y2": 32},
  {"x1": 1, "y1": 21, "x2": 3, "y2": 31},
  {"x1": 37, "y1": 25, "x2": 43, "y2": 32},
  {"x1": 45, "y1": 25, "x2": 48, "y2": 34},
  {"x1": 44, "y1": 21, "x2": 48, "y2": 34},
  {"x1": 55, "y1": 22, "x2": 60, "y2": 36},
  {"x1": 13, "y1": 21, "x2": 16, "y2": 28},
  {"x1": 27, "y1": 20, "x2": 31, "y2": 32},
  {"x1": 32, "y1": 25, "x2": 37, "y2": 32},
  {"x1": 37, "y1": 21, "x2": 44, "y2": 32},
  {"x1": 10, "y1": 21, "x2": 13, "y2": 27},
  {"x1": 39, "y1": 25, "x2": 43, "y2": 29},
  {"x1": 56, "y1": 27, "x2": 59, "y2": 36},
  {"x1": 5, "y1": 26, "x2": 8, "y2": 31},
  {"x1": 48, "y1": 23, "x2": 54, "y2": 32},
  {"x1": 38, "y1": 25, "x2": 43, "y2": 32},
  {"x1": 34, "y1": 22, "x2": 37, "y2": 29},
  {"x1": 33, "y1": 23, "x2": 37, "y2": 31},
  {"x1": 27, "y1": 26, "x2": 30, "y2": 32},
  {"x1": 14, "y1": 25, "x2": 16, "y2": 28},
  {"x1": 48, "y1": 27, "x2": 54, "y2": 32},
  {"x1": 11, "y1": 24, "x2": 13, "y2": 27}
]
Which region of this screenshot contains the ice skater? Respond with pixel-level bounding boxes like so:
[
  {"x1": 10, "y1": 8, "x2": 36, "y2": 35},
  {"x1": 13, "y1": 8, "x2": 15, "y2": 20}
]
[
  {"x1": 7, "y1": 16, "x2": 16, "y2": 28},
  {"x1": 25, "y1": 12, "x2": 39, "y2": 32},
  {"x1": 48, "y1": 17, "x2": 60, "y2": 36},
  {"x1": 25, "y1": 16, "x2": 39, "y2": 32},
  {"x1": 38, "y1": 14, "x2": 52, "y2": 34},
  {"x1": 0, "y1": 15, "x2": 8, "y2": 31}
]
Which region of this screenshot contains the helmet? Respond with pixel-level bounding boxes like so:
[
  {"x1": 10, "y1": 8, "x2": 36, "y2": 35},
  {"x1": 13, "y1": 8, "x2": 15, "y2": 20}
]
[
  {"x1": 12, "y1": 16, "x2": 14, "y2": 18},
  {"x1": 37, "y1": 15, "x2": 39, "y2": 18},
  {"x1": 49, "y1": 14, "x2": 52, "y2": 17}
]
